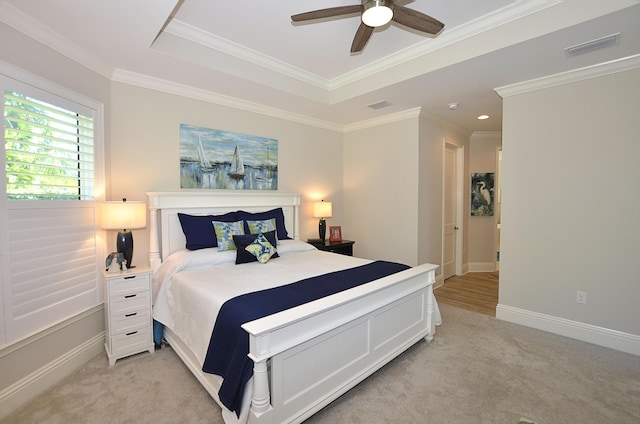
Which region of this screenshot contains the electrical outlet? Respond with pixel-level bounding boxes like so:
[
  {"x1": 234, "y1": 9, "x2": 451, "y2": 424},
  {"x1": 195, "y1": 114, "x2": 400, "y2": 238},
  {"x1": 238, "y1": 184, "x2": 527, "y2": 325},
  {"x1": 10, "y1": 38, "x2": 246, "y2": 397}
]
[{"x1": 576, "y1": 291, "x2": 587, "y2": 304}]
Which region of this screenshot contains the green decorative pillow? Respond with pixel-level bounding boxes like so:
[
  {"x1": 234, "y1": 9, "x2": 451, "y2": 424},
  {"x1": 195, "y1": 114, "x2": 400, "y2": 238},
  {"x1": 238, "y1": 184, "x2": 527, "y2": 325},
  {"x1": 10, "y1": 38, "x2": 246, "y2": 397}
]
[
  {"x1": 212, "y1": 220, "x2": 245, "y2": 251},
  {"x1": 245, "y1": 233, "x2": 277, "y2": 264},
  {"x1": 233, "y1": 231, "x2": 279, "y2": 264},
  {"x1": 246, "y1": 218, "x2": 277, "y2": 238}
]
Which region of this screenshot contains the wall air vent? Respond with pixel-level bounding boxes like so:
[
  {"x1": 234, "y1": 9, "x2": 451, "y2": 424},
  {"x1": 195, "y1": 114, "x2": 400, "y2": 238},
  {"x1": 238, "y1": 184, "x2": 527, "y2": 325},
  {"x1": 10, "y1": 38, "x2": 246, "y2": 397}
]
[
  {"x1": 367, "y1": 100, "x2": 392, "y2": 110},
  {"x1": 565, "y1": 33, "x2": 620, "y2": 57}
]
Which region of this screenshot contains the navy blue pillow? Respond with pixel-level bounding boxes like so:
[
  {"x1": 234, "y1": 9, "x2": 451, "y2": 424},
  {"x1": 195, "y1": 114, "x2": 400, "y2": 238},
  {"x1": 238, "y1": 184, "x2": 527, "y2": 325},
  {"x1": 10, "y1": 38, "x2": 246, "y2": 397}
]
[
  {"x1": 237, "y1": 208, "x2": 291, "y2": 240},
  {"x1": 233, "y1": 230, "x2": 279, "y2": 264},
  {"x1": 178, "y1": 212, "x2": 239, "y2": 250}
]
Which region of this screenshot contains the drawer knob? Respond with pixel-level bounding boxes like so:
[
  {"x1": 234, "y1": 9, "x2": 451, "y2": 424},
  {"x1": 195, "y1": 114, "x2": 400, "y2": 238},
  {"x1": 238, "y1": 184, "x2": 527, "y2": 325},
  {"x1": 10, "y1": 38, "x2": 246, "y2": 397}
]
[
  {"x1": 125, "y1": 331, "x2": 138, "y2": 336},
  {"x1": 125, "y1": 312, "x2": 138, "y2": 317},
  {"x1": 124, "y1": 294, "x2": 137, "y2": 299}
]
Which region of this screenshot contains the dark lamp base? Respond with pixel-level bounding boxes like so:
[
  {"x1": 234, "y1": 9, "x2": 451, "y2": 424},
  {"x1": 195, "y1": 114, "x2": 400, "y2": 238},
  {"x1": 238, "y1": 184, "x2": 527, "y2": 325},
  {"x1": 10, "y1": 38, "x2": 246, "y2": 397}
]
[
  {"x1": 116, "y1": 230, "x2": 134, "y2": 269},
  {"x1": 318, "y1": 218, "x2": 327, "y2": 241}
]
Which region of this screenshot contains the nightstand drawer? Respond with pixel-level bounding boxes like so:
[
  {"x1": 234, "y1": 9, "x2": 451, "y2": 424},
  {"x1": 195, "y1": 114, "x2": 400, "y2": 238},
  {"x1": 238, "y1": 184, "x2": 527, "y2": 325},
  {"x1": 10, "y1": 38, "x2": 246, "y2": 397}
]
[
  {"x1": 110, "y1": 327, "x2": 151, "y2": 356},
  {"x1": 103, "y1": 267, "x2": 154, "y2": 365},
  {"x1": 109, "y1": 291, "x2": 150, "y2": 316},
  {"x1": 108, "y1": 274, "x2": 150, "y2": 297},
  {"x1": 110, "y1": 308, "x2": 150, "y2": 334}
]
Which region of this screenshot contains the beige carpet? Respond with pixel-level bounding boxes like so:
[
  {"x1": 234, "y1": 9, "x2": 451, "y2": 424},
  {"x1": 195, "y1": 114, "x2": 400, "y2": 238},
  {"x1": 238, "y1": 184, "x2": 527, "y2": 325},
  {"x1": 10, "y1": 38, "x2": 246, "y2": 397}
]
[{"x1": 3, "y1": 304, "x2": 639, "y2": 424}]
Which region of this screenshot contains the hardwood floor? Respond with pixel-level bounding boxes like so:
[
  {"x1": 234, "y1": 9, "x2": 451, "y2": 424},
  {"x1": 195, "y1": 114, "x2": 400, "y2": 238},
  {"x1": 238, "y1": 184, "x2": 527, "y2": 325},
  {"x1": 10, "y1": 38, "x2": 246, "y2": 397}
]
[{"x1": 435, "y1": 272, "x2": 499, "y2": 317}]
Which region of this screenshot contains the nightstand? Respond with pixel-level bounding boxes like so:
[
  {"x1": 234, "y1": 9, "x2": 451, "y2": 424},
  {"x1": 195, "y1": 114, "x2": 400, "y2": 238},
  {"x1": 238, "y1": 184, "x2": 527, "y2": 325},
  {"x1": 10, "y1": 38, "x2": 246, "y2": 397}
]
[
  {"x1": 103, "y1": 266, "x2": 154, "y2": 365},
  {"x1": 308, "y1": 239, "x2": 355, "y2": 256}
]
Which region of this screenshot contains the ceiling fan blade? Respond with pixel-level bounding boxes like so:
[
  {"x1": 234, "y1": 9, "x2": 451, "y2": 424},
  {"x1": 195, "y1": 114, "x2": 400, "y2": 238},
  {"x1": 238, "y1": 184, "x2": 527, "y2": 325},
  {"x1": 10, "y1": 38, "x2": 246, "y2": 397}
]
[
  {"x1": 351, "y1": 23, "x2": 374, "y2": 53},
  {"x1": 291, "y1": 5, "x2": 362, "y2": 22},
  {"x1": 392, "y1": 5, "x2": 444, "y2": 34}
]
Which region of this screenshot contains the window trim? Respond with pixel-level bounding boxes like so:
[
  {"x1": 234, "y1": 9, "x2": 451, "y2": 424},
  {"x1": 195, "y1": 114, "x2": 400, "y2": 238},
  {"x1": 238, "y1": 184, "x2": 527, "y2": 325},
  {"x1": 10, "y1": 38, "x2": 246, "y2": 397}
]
[{"x1": 0, "y1": 61, "x2": 105, "y2": 348}]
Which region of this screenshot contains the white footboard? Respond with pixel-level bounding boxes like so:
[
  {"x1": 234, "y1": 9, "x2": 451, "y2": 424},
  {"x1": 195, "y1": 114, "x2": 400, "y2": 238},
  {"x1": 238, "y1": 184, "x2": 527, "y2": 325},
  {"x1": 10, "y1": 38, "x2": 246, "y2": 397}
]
[{"x1": 242, "y1": 263, "x2": 438, "y2": 424}]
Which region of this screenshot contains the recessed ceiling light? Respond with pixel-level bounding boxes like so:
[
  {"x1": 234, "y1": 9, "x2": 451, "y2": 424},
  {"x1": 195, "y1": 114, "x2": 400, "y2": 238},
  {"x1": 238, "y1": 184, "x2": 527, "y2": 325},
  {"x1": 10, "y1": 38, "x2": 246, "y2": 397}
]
[
  {"x1": 448, "y1": 102, "x2": 459, "y2": 110},
  {"x1": 477, "y1": 115, "x2": 490, "y2": 120}
]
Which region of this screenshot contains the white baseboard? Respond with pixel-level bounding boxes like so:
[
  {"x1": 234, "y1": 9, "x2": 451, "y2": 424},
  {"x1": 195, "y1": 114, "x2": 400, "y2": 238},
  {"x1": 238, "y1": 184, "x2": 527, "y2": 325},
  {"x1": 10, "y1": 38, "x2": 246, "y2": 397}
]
[
  {"x1": 0, "y1": 332, "x2": 105, "y2": 420},
  {"x1": 496, "y1": 304, "x2": 640, "y2": 356},
  {"x1": 467, "y1": 262, "x2": 497, "y2": 272}
]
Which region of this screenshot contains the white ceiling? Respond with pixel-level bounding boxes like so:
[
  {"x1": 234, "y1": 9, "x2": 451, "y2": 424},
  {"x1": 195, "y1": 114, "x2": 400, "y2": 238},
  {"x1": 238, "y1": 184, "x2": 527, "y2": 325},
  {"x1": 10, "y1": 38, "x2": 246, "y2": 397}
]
[{"x1": 1, "y1": 0, "x2": 639, "y2": 132}]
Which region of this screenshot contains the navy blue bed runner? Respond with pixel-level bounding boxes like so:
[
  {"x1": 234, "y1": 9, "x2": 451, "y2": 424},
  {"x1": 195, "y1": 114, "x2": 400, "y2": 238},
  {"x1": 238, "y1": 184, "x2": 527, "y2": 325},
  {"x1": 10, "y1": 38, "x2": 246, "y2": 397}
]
[{"x1": 202, "y1": 260, "x2": 410, "y2": 415}]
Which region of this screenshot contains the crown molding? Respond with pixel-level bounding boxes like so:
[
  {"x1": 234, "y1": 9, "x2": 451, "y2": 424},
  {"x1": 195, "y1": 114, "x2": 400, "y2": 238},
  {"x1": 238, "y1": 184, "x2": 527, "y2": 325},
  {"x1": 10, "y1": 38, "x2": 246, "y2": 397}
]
[
  {"x1": 496, "y1": 53, "x2": 640, "y2": 97},
  {"x1": 164, "y1": 20, "x2": 329, "y2": 90},
  {"x1": 0, "y1": 2, "x2": 113, "y2": 79},
  {"x1": 343, "y1": 107, "x2": 423, "y2": 132},
  {"x1": 471, "y1": 131, "x2": 503, "y2": 140},
  {"x1": 111, "y1": 68, "x2": 343, "y2": 132}
]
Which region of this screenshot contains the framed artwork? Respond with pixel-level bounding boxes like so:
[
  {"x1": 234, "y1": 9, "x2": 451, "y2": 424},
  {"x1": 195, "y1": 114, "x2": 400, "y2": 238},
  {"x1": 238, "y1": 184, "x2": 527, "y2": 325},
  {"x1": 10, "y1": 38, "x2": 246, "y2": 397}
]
[
  {"x1": 329, "y1": 226, "x2": 342, "y2": 242},
  {"x1": 471, "y1": 172, "x2": 495, "y2": 216},
  {"x1": 179, "y1": 124, "x2": 278, "y2": 190}
]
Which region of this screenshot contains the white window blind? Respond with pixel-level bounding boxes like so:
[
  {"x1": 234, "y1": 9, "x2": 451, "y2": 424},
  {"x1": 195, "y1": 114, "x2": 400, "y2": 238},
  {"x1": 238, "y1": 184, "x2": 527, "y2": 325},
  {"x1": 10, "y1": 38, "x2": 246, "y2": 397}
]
[
  {"x1": 4, "y1": 88, "x2": 94, "y2": 200},
  {"x1": 1, "y1": 71, "x2": 103, "y2": 347},
  {"x1": 6, "y1": 202, "x2": 98, "y2": 341}
]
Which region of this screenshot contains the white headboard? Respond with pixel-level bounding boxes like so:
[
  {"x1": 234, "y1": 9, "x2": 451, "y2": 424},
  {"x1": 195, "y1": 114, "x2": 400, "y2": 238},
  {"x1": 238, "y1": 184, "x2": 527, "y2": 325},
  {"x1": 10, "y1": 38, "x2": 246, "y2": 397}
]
[{"x1": 146, "y1": 191, "x2": 301, "y2": 271}]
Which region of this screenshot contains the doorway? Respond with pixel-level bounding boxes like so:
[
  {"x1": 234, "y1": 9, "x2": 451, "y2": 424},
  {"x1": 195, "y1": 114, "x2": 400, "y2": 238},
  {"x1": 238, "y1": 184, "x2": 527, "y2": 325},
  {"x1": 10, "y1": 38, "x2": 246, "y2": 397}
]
[{"x1": 443, "y1": 141, "x2": 463, "y2": 279}]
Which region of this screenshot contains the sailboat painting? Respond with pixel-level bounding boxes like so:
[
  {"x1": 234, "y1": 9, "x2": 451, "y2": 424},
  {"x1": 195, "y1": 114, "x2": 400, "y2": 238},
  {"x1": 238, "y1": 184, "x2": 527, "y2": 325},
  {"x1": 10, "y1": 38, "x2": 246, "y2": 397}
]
[{"x1": 180, "y1": 124, "x2": 278, "y2": 190}]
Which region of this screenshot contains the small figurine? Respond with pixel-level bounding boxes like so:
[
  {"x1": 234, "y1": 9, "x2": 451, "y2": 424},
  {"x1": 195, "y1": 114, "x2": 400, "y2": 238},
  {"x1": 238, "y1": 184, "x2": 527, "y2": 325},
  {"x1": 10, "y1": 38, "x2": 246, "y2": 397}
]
[{"x1": 105, "y1": 252, "x2": 125, "y2": 272}]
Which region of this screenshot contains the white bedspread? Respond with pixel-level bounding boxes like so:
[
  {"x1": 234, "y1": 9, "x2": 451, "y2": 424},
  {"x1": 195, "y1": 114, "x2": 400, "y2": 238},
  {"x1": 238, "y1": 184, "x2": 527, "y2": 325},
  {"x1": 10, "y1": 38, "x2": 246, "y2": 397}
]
[{"x1": 153, "y1": 240, "x2": 373, "y2": 365}]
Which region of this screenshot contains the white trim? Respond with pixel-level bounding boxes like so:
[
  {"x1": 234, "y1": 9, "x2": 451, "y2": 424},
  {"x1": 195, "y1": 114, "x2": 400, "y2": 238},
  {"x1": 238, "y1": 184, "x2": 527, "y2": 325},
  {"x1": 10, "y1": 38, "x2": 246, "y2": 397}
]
[
  {"x1": 470, "y1": 131, "x2": 502, "y2": 140},
  {"x1": 0, "y1": 2, "x2": 112, "y2": 79},
  {"x1": 112, "y1": 69, "x2": 342, "y2": 132},
  {"x1": 343, "y1": 107, "x2": 423, "y2": 133},
  {"x1": 0, "y1": 332, "x2": 105, "y2": 420},
  {"x1": 496, "y1": 53, "x2": 640, "y2": 97},
  {"x1": 496, "y1": 304, "x2": 640, "y2": 356}
]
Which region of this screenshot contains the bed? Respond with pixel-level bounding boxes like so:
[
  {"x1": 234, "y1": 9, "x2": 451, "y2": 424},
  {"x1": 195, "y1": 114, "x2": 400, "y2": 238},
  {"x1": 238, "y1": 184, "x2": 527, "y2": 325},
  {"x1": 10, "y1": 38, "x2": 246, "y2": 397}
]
[{"x1": 147, "y1": 191, "x2": 440, "y2": 424}]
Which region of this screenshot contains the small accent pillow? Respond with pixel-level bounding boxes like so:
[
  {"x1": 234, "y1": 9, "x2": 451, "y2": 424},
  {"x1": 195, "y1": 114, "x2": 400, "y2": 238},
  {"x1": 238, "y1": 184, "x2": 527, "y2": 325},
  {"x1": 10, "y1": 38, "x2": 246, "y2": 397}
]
[
  {"x1": 212, "y1": 220, "x2": 245, "y2": 251},
  {"x1": 178, "y1": 212, "x2": 239, "y2": 250},
  {"x1": 246, "y1": 218, "x2": 277, "y2": 238},
  {"x1": 233, "y1": 230, "x2": 279, "y2": 264}
]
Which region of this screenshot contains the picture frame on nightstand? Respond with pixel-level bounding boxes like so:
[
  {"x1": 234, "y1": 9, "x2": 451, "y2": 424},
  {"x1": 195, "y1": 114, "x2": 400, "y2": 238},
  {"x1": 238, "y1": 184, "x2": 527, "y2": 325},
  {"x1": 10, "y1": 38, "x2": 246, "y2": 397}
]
[{"x1": 329, "y1": 226, "x2": 342, "y2": 242}]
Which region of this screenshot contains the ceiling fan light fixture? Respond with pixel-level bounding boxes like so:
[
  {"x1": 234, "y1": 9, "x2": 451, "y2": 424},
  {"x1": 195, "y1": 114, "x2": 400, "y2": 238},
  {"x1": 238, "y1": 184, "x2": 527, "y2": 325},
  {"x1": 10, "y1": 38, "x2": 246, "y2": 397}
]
[{"x1": 362, "y1": 0, "x2": 393, "y2": 27}]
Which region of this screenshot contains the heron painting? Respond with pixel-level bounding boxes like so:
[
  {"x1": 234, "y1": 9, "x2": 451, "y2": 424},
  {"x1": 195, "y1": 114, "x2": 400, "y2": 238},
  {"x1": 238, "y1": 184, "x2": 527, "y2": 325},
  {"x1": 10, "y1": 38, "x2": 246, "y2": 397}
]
[{"x1": 471, "y1": 172, "x2": 495, "y2": 216}]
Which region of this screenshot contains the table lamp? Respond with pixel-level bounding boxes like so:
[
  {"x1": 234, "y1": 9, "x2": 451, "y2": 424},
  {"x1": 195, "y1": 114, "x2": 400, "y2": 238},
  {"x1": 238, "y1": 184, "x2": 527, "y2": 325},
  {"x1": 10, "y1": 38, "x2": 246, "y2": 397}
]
[
  {"x1": 313, "y1": 200, "x2": 332, "y2": 242},
  {"x1": 101, "y1": 198, "x2": 147, "y2": 268}
]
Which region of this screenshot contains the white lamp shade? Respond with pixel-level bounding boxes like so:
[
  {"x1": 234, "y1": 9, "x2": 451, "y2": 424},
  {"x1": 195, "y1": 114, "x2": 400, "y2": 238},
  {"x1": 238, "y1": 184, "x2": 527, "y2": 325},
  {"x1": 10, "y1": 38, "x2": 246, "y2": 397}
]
[
  {"x1": 313, "y1": 201, "x2": 333, "y2": 218},
  {"x1": 362, "y1": 1, "x2": 393, "y2": 27},
  {"x1": 101, "y1": 200, "x2": 147, "y2": 230}
]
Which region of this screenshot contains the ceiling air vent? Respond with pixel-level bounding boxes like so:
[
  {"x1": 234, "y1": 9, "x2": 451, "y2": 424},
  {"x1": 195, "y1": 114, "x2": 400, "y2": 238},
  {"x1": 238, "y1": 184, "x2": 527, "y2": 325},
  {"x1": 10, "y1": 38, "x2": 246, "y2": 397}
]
[
  {"x1": 565, "y1": 33, "x2": 620, "y2": 57},
  {"x1": 367, "y1": 100, "x2": 392, "y2": 110}
]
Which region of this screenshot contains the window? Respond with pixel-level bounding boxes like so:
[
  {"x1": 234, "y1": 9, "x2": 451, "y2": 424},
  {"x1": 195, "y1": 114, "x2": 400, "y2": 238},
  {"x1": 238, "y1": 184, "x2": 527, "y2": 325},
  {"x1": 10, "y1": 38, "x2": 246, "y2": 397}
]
[
  {"x1": 1, "y1": 70, "x2": 104, "y2": 347},
  {"x1": 5, "y1": 89, "x2": 94, "y2": 200}
]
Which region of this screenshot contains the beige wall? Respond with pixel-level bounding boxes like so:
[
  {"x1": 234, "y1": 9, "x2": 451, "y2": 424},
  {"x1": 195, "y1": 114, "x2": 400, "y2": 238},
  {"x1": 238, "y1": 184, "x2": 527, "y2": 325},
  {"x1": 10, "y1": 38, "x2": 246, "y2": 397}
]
[
  {"x1": 468, "y1": 133, "x2": 501, "y2": 270},
  {"x1": 498, "y1": 65, "x2": 640, "y2": 343},
  {"x1": 108, "y1": 82, "x2": 345, "y2": 263},
  {"x1": 343, "y1": 111, "x2": 470, "y2": 271},
  {"x1": 343, "y1": 116, "x2": 420, "y2": 264}
]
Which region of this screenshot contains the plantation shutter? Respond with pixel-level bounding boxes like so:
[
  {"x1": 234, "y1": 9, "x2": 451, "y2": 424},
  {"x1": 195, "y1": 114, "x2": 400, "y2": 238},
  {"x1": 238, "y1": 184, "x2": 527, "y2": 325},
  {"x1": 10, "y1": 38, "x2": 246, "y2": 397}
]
[{"x1": 1, "y1": 73, "x2": 102, "y2": 346}]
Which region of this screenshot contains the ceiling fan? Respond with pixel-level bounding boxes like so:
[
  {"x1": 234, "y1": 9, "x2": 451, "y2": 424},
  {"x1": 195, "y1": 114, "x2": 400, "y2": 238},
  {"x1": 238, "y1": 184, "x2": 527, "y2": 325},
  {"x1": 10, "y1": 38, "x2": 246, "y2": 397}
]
[{"x1": 291, "y1": 0, "x2": 444, "y2": 53}]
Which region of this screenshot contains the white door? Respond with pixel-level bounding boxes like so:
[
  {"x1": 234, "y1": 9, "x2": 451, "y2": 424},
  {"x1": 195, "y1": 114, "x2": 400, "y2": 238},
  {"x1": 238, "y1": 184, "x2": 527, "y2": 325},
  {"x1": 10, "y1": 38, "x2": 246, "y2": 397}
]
[{"x1": 443, "y1": 146, "x2": 457, "y2": 279}]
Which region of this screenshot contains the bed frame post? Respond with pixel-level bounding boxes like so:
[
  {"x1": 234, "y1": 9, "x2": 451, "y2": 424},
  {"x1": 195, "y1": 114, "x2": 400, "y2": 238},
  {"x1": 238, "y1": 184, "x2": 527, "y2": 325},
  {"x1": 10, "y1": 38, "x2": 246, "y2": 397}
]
[
  {"x1": 424, "y1": 280, "x2": 436, "y2": 343},
  {"x1": 148, "y1": 205, "x2": 161, "y2": 271},
  {"x1": 249, "y1": 359, "x2": 273, "y2": 423}
]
